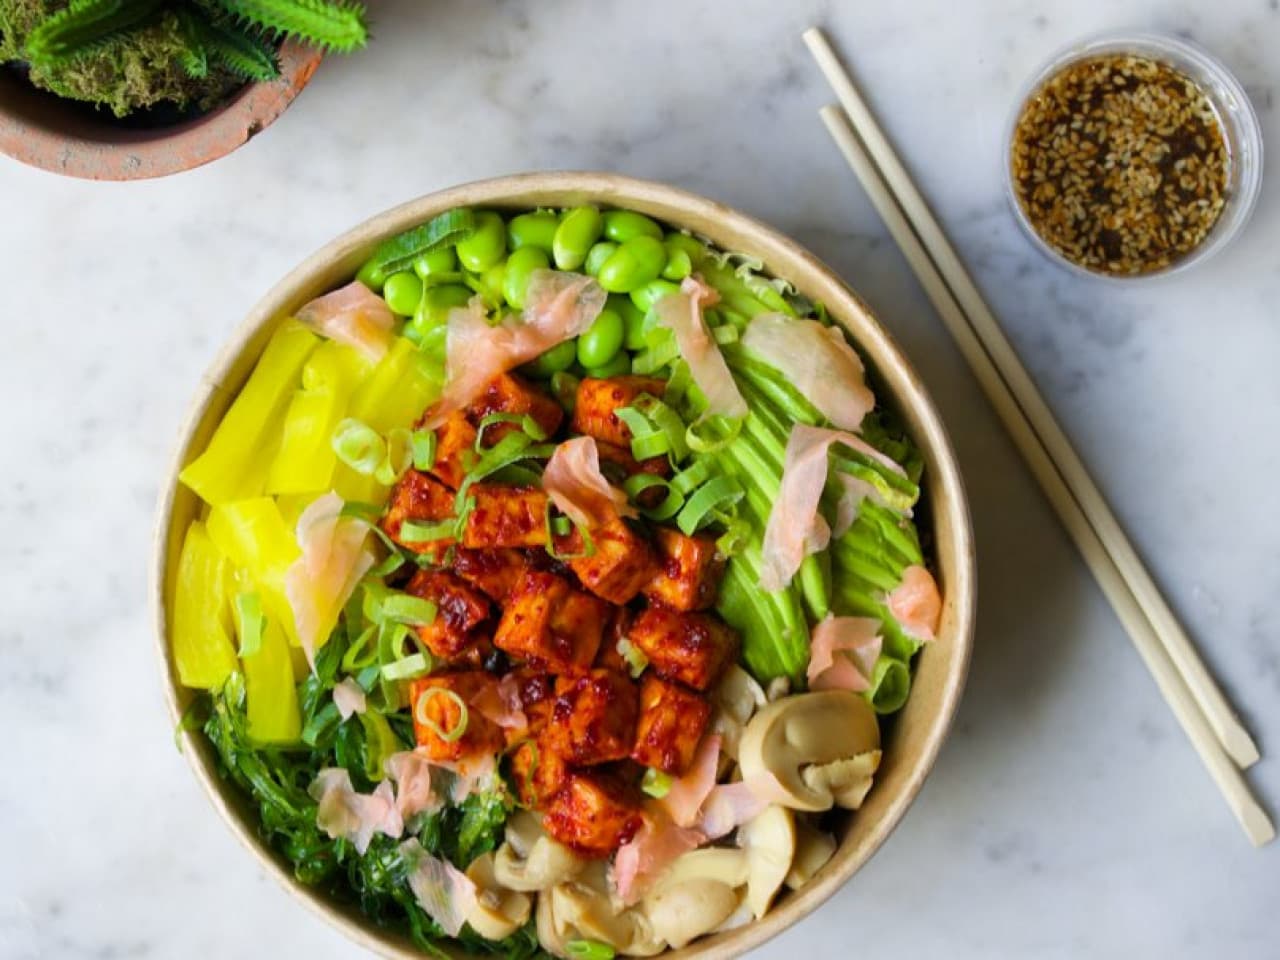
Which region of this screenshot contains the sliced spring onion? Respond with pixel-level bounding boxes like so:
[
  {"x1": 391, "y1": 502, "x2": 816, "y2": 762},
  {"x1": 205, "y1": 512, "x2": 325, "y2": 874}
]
[
  {"x1": 341, "y1": 624, "x2": 379, "y2": 672},
  {"x1": 339, "y1": 501, "x2": 382, "y2": 523},
  {"x1": 399, "y1": 518, "x2": 458, "y2": 544},
  {"x1": 622, "y1": 473, "x2": 683, "y2": 521},
  {"x1": 677, "y1": 475, "x2": 744, "y2": 535},
  {"x1": 713, "y1": 511, "x2": 751, "y2": 557},
  {"x1": 381, "y1": 651, "x2": 433, "y2": 681},
  {"x1": 412, "y1": 428, "x2": 438, "y2": 472},
  {"x1": 636, "y1": 395, "x2": 690, "y2": 462},
  {"x1": 686, "y1": 414, "x2": 743, "y2": 454},
  {"x1": 233, "y1": 591, "x2": 265, "y2": 658},
  {"x1": 544, "y1": 503, "x2": 596, "y2": 560},
  {"x1": 566, "y1": 942, "x2": 615, "y2": 960},
  {"x1": 380, "y1": 594, "x2": 438, "y2": 626},
  {"x1": 663, "y1": 359, "x2": 693, "y2": 407},
  {"x1": 711, "y1": 323, "x2": 739, "y2": 344},
  {"x1": 413, "y1": 687, "x2": 469, "y2": 742},
  {"x1": 474, "y1": 412, "x2": 547, "y2": 449},
  {"x1": 332, "y1": 418, "x2": 386, "y2": 476},
  {"x1": 640, "y1": 768, "x2": 672, "y2": 800},
  {"x1": 374, "y1": 427, "x2": 414, "y2": 485},
  {"x1": 632, "y1": 336, "x2": 681, "y2": 375},
  {"x1": 670, "y1": 460, "x2": 711, "y2": 496},
  {"x1": 368, "y1": 550, "x2": 406, "y2": 578},
  {"x1": 616, "y1": 637, "x2": 649, "y2": 679}
]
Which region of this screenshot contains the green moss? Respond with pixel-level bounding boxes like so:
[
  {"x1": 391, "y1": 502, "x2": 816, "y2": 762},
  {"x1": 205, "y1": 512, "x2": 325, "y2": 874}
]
[{"x1": 0, "y1": 0, "x2": 244, "y2": 118}]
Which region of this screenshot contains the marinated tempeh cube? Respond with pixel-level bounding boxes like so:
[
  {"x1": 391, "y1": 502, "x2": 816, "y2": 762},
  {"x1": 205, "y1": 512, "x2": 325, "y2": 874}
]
[
  {"x1": 381, "y1": 470, "x2": 457, "y2": 555},
  {"x1": 492, "y1": 569, "x2": 609, "y2": 673},
  {"x1": 427, "y1": 410, "x2": 477, "y2": 490},
  {"x1": 571, "y1": 375, "x2": 667, "y2": 448},
  {"x1": 407, "y1": 672, "x2": 504, "y2": 762},
  {"x1": 630, "y1": 674, "x2": 712, "y2": 775},
  {"x1": 403, "y1": 569, "x2": 491, "y2": 659},
  {"x1": 642, "y1": 528, "x2": 725, "y2": 611},
  {"x1": 467, "y1": 372, "x2": 564, "y2": 443},
  {"x1": 452, "y1": 547, "x2": 529, "y2": 603},
  {"x1": 541, "y1": 770, "x2": 642, "y2": 858},
  {"x1": 509, "y1": 735, "x2": 568, "y2": 808},
  {"x1": 543, "y1": 669, "x2": 639, "y2": 766},
  {"x1": 628, "y1": 605, "x2": 738, "y2": 691},
  {"x1": 461, "y1": 484, "x2": 549, "y2": 549},
  {"x1": 564, "y1": 516, "x2": 658, "y2": 605}
]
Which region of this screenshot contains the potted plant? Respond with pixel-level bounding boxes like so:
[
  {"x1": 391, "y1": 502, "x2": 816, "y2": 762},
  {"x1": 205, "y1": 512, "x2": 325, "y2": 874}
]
[{"x1": 0, "y1": 0, "x2": 368, "y2": 179}]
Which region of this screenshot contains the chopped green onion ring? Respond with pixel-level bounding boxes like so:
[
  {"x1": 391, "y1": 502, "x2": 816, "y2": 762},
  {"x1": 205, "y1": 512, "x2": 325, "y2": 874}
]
[
  {"x1": 332, "y1": 418, "x2": 386, "y2": 476},
  {"x1": 379, "y1": 594, "x2": 438, "y2": 627},
  {"x1": 622, "y1": 473, "x2": 684, "y2": 521},
  {"x1": 341, "y1": 624, "x2": 379, "y2": 672},
  {"x1": 374, "y1": 427, "x2": 414, "y2": 485},
  {"x1": 640, "y1": 767, "x2": 672, "y2": 799},
  {"x1": 399, "y1": 518, "x2": 458, "y2": 543},
  {"x1": 474, "y1": 412, "x2": 548, "y2": 449},
  {"x1": 411, "y1": 428, "x2": 438, "y2": 471},
  {"x1": 685, "y1": 414, "x2": 743, "y2": 455},
  {"x1": 381, "y1": 652, "x2": 433, "y2": 681},
  {"x1": 566, "y1": 941, "x2": 615, "y2": 960},
  {"x1": 414, "y1": 687, "x2": 469, "y2": 742},
  {"x1": 677, "y1": 475, "x2": 744, "y2": 535},
  {"x1": 616, "y1": 637, "x2": 649, "y2": 679}
]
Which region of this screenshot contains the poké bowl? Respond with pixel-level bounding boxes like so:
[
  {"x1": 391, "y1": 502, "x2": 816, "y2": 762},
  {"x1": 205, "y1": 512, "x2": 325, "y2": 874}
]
[{"x1": 152, "y1": 172, "x2": 976, "y2": 959}]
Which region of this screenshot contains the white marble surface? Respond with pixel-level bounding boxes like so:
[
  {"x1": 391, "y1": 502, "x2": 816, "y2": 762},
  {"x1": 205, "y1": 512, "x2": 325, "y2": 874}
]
[{"x1": 2, "y1": 0, "x2": 1278, "y2": 956}]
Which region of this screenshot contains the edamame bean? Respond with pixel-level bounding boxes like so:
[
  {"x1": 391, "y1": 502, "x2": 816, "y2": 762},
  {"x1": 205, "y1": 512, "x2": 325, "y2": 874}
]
[
  {"x1": 602, "y1": 210, "x2": 663, "y2": 243},
  {"x1": 661, "y1": 248, "x2": 692, "y2": 281},
  {"x1": 409, "y1": 283, "x2": 471, "y2": 342},
  {"x1": 630, "y1": 278, "x2": 681, "y2": 313},
  {"x1": 609, "y1": 294, "x2": 647, "y2": 351},
  {"x1": 355, "y1": 258, "x2": 385, "y2": 292},
  {"x1": 504, "y1": 246, "x2": 551, "y2": 310},
  {"x1": 598, "y1": 235, "x2": 668, "y2": 293},
  {"x1": 584, "y1": 241, "x2": 618, "y2": 277},
  {"x1": 382, "y1": 271, "x2": 423, "y2": 317},
  {"x1": 583, "y1": 352, "x2": 632, "y2": 378},
  {"x1": 577, "y1": 309, "x2": 624, "y2": 368},
  {"x1": 507, "y1": 211, "x2": 559, "y2": 253},
  {"x1": 663, "y1": 231, "x2": 705, "y2": 261},
  {"x1": 455, "y1": 211, "x2": 506, "y2": 272},
  {"x1": 553, "y1": 206, "x2": 603, "y2": 270},
  {"x1": 413, "y1": 246, "x2": 457, "y2": 280},
  {"x1": 523, "y1": 338, "x2": 578, "y2": 378},
  {"x1": 471, "y1": 262, "x2": 507, "y2": 308}
]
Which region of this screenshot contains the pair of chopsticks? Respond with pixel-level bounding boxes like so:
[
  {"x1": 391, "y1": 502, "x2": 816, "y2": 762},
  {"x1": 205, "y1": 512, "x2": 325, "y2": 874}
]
[{"x1": 803, "y1": 27, "x2": 1273, "y2": 846}]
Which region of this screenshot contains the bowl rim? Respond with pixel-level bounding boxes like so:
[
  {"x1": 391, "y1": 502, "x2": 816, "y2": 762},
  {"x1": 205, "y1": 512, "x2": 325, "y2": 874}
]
[{"x1": 151, "y1": 171, "x2": 976, "y2": 959}]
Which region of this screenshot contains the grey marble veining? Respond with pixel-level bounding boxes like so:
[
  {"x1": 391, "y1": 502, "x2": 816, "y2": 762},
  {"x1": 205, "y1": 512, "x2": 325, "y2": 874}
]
[{"x1": 1, "y1": 0, "x2": 1277, "y2": 956}]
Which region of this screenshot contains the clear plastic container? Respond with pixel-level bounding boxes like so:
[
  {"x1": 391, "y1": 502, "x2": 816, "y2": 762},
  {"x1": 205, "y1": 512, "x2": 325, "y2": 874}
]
[{"x1": 1003, "y1": 32, "x2": 1264, "y2": 280}]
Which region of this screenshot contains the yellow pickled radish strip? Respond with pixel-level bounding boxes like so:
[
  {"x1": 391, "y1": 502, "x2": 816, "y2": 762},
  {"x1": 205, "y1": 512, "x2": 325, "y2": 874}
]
[
  {"x1": 242, "y1": 615, "x2": 302, "y2": 744},
  {"x1": 171, "y1": 521, "x2": 239, "y2": 690},
  {"x1": 266, "y1": 340, "x2": 373, "y2": 495},
  {"x1": 206, "y1": 498, "x2": 302, "y2": 646},
  {"x1": 348, "y1": 336, "x2": 443, "y2": 434},
  {"x1": 180, "y1": 320, "x2": 321, "y2": 505}
]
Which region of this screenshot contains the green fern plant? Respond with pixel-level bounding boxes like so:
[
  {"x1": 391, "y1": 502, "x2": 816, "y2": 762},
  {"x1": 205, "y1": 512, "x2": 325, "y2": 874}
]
[{"x1": 11, "y1": 0, "x2": 367, "y2": 112}]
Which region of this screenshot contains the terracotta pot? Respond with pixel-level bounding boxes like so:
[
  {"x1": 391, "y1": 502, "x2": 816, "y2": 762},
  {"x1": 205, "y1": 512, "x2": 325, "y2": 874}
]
[
  {"x1": 0, "y1": 39, "x2": 320, "y2": 180},
  {"x1": 152, "y1": 172, "x2": 977, "y2": 959}
]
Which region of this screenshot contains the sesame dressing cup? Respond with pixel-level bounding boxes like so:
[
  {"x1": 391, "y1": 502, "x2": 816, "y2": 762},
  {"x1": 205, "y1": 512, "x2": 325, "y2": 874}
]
[{"x1": 1004, "y1": 32, "x2": 1264, "y2": 280}]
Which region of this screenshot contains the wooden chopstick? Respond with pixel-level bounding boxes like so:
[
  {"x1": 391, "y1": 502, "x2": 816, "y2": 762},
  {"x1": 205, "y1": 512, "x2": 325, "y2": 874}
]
[
  {"x1": 803, "y1": 25, "x2": 1259, "y2": 772},
  {"x1": 804, "y1": 31, "x2": 1272, "y2": 846}
]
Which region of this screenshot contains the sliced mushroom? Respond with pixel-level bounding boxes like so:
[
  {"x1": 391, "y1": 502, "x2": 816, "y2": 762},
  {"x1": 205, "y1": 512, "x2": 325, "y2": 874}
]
[
  {"x1": 712, "y1": 665, "x2": 769, "y2": 761},
  {"x1": 802, "y1": 749, "x2": 881, "y2": 810},
  {"x1": 644, "y1": 878, "x2": 742, "y2": 948},
  {"x1": 785, "y1": 818, "x2": 837, "y2": 890},
  {"x1": 547, "y1": 864, "x2": 666, "y2": 957},
  {"x1": 650, "y1": 847, "x2": 750, "y2": 891},
  {"x1": 765, "y1": 676, "x2": 791, "y2": 702},
  {"x1": 737, "y1": 691, "x2": 880, "y2": 811},
  {"x1": 738, "y1": 805, "x2": 795, "y2": 918},
  {"x1": 464, "y1": 852, "x2": 532, "y2": 941},
  {"x1": 494, "y1": 810, "x2": 585, "y2": 892}
]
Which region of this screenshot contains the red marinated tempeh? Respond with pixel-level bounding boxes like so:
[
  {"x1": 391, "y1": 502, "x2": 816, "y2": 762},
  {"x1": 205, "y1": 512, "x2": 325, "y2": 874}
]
[
  {"x1": 627, "y1": 605, "x2": 739, "y2": 691},
  {"x1": 571, "y1": 375, "x2": 667, "y2": 448}
]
